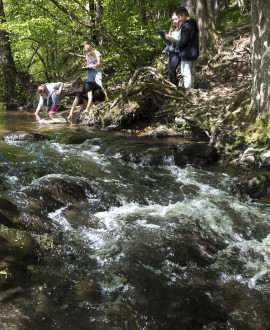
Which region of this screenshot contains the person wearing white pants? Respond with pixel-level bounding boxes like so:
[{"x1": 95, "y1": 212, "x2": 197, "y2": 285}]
[
  {"x1": 173, "y1": 7, "x2": 199, "y2": 88},
  {"x1": 181, "y1": 60, "x2": 193, "y2": 88}
]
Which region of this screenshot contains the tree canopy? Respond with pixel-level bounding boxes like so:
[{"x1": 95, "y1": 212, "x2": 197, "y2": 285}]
[
  {"x1": 1, "y1": 0, "x2": 269, "y2": 121},
  {"x1": 0, "y1": 0, "x2": 179, "y2": 84}
]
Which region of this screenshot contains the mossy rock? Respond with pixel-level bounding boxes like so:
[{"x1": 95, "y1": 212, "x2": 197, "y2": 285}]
[
  {"x1": 0, "y1": 226, "x2": 40, "y2": 277},
  {"x1": 0, "y1": 142, "x2": 39, "y2": 163}
]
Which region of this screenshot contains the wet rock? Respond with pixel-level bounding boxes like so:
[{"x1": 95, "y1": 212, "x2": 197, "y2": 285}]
[
  {"x1": 239, "y1": 147, "x2": 256, "y2": 167},
  {"x1": 190, "y1": 126, "x2": 210, "y2": 141},
  {"x1": 175, "y1": 117, "x2": 186, "y2": 126},
  {"x1": 39, "y1": 116, "x2": 67, "y2": 125},
  {"x1": 0, "y1": 142, "x2": 40, "y2": 163},
  {"x1": 56, "y1": 132, "x2": 94, "y2": 144},
  {"x1": 121, "y1": 153, "x2": 166, "y2": 166},
  {"x1": 168, "y1": 233, "x2": 219, "y2": 267},
  {"x1": 0, "y1": 226, "x2": 41, "y2": 279},
  {"x1": 0, "y1": 196, "x2": 56, "y2": 233},
  {"x1": 184, "y1": 116, "x2": 201, "y2": 127},
  {"x1": 0, "y1": 197, "x2": 20, "y2": 228},
  {"x1": 0, "y1": 287, "x2": 28, "y2": 329},
  {"x1": 146, "y1": 127, "x2": 183, "y2": 138},
  {"x1": 3, "y1": 132, "x2": 51, "y2": 142},
  {"x1": 260, "y1": 150, "x2": 270, "y2": 167},
  {"x1": 24, "y1": 174, "x2": 121, "y2": 215},
  {"x1": 237, "y1": 174, "x2": 270, "y2": 202},
  {"x1": 24, "y1": 175, "x2": 94, "y2": 211},
  {"x1": 19, "y1": 212, "x2": 57, "y2": 234},
  {"x1": 174, "y1": 143, "x2": 219, "y2": 166}
]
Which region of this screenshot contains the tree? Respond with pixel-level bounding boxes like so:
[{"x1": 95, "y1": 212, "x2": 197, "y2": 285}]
[
  {"x1": 182, "y1": 0, "x2": 195, "y2": 15},
  {"x1": 0, "y1": 0, "x2": 18, "y2": 105},
  {"x1": 193, "y1": 0, "x2": 218, "y2": 52},
  {"x1": 250, "y1": 0, "x2": 270, "y2": 119}
]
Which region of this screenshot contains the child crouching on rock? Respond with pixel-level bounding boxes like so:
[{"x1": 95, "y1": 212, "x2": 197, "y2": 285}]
[
  {"x1": 67, "y1": 78, "x2": 108, "y2": 120},
  {"x1": 35, "y1": 82, "x2": 64, "y2": 115}
]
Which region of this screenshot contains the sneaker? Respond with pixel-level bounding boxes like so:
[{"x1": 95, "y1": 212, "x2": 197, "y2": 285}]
[{"x1": 49, "y1": 105, "x2": 60, "y2": 114}]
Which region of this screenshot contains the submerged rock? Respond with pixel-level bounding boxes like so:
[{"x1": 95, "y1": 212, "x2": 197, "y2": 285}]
[
  {"x1": 24, "y1": 175, "x2": 90, "y2": 211},
  {"x1": 39, "y1": 116, "x2": 67, "y2": 125},
  {"x1": 174, "y1": 143, "x2": 219, "y2": 166},
  {"x1": 0, "y1": 142, "x2": 40, "y2": 163},
  {"x1": 0, "y1": 225, "x2": 41, "y2": 279},
  {"x1": 237, "y1": 174, "x2": 270, "y2": 202},
  {"x1": 0, "y1": 196, "x2": 56, "y2": 233},
  {"x1": 23, "y1": 174, "x2": 120, "y2": 214},
  {"x1": 3, "y1": 132, "x2": 51, "y2": 142},
  {"x1": 55, "y1": 131, "x2": 94, "y2": 144},
  {"x1": 0, "y1": 196, "x2": 20, "y2": 228}
]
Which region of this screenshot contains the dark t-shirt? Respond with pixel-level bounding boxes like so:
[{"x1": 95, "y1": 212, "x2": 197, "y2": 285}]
[{"x1": 76, "y1": 81, "x2": 102, "y2": 100}]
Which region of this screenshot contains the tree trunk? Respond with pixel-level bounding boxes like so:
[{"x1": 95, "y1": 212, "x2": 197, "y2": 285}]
[
  {"x1": 194, "y1": 0, "x2": 218, "y2": 52},
  {"x1": 0, "y1": 0, "x2": 17, "y2": 105},
  {"x1": 182, "y1": 0, "x2": 196, "y2": 15},
  {"x1": 85, "y1": 0, "x2": 103, "y2": 45},
  {"x1": 250, "y1": 0, "x2": 270, "y2": 118}
]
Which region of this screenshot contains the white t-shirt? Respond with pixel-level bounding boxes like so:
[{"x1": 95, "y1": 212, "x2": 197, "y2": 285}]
[
  {"x1": 170, "y1": 29, "x2": 181, "y2": 43},
  {"x1": 38, "y1": 82, "x2": 62, "y2": 107},
  {"x1": 86, "y1": 50, "x2": 101, "y2": 67}
]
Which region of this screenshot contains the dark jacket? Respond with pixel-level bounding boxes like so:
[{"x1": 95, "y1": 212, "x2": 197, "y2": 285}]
[{"x1": 174, "y1": 18, "x2": 199, "y2": 61}]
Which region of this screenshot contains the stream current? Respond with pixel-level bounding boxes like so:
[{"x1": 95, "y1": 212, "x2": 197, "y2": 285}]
[{"x1": 1, "y1": 109, "x2": 270, "y2": 329}]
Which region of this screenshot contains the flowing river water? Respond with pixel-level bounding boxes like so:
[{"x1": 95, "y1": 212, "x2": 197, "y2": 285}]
[{"x1": 1, "y1": 108, "x2": 270, "y2": 329}]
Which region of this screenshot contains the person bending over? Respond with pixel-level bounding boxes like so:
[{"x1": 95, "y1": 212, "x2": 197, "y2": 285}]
[
  {"x1": 68, "y1": 78, "x2": 106, "y2": 120},
  {"x1": 35, "y1": 82, "x2": 64, "y2": 115}
]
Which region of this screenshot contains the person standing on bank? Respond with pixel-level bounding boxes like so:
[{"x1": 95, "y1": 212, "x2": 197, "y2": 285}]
[
  {"x1": 165, "y1": 12, "x2": 183, "y2": 86},
  {"x1": 173, "y1": 7, "x2": 199, "y2": 88},
  {"x1": 67, "y1": 78, "x2": 107, "y2": 120},
  {"x1": 83, "y1": 44, "x2": 102, "y2": 86}
]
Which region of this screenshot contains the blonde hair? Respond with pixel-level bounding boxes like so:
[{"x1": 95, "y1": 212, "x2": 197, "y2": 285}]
[
  {"x1": 83, "y1": 44, "x2": 96, "y2": 58},
  {"x1": 37, "y1": 84, "x2": 48, "y2": 95},
  {"x1": 169, "y1": 12, "x2": 183, "y2": 33}
]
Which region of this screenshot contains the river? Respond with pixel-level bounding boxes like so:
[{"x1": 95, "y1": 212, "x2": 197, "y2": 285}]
[{"x1": 1, "y1": 108, "x2": 270, "y2": 329}]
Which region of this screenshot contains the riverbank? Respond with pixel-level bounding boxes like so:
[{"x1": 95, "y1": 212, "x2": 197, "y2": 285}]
[{"x1": 64, "y1": 24, "x2": 268, "y2": 171}]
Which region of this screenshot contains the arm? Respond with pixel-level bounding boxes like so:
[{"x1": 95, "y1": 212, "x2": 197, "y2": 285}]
[
  {"x1": 55, "y1": 82, "x2": 64, "y2": 95},
  {"x1": 67, "y1": 96, "x2": 79, "y2": 119},
  {"x1": 174, "y1": 25, "x2": 190, "y2": 49},
  {"x1": 94, "y1": 56, "x2": 101, "y2": 68},
  {"x1": 85, "y1": 91, "x2": 93, "y2": 111},
  {"x1": 35, "y1": 104, "x2": 42, "y2": 115},
  {"x1": 87, "y1": 56, "x2": 101, "y2": 69},
  {"x1": 87, "y1": 50, "x2": 102, "y2": 69},
  {"x1": 87, "y1": 59, "x2": 93, "y2": 69},
  {"x1": 35, "y1": 96, "x2": 43, "y2": 115}
]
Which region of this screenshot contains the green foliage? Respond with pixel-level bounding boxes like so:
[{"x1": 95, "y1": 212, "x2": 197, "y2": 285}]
[
  {"x1": 216, "y1": 6, "x2": 250, "y2": 33},
  {"x1": 234, "y1": 121, "x2": 270, "y2": 149},
  {"x1": 33, "y1": 234, "x2": 54, "y2": 250},
  {"x1": 2, "y1": 0, "x2": 179, "y2": 86}
]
